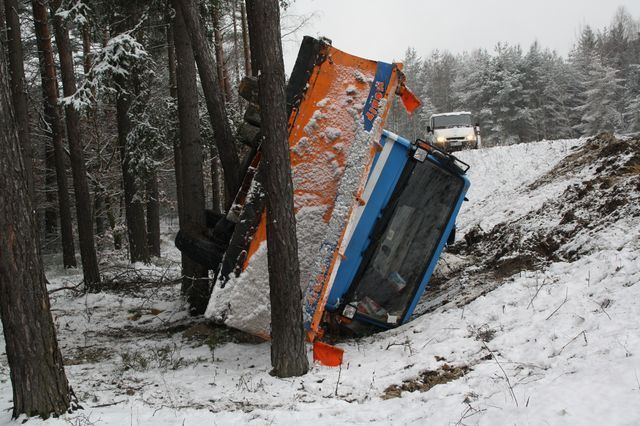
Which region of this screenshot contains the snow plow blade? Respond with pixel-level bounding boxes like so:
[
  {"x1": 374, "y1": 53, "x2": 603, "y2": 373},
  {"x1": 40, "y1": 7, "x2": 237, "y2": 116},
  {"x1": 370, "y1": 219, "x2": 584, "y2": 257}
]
[{"x1": 204, "y1": 36, "x2": 407, "y2": 340}]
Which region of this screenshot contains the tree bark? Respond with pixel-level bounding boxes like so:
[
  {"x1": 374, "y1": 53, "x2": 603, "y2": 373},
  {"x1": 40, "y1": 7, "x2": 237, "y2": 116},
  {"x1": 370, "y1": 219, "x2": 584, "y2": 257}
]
[
  {"x1": 246, "y1": 0, "x2": 309, "y2": 378},
  {"x1": 51, "y1": 1, "x2": 101, "y2": 288},
  {"x1": 176, "y1": 0, "x2": 241, "y2": 205},
  {"x1": 0, "y1": 29, "x2": 72, "y2": 419},
  {"x1": 231, "y1": 0, "x2": 240, "y2": 83},
  {"x1": 115, "y1": 83, "x2": 150, "y2": 263},
  {"x1": 211, "y1": 4, "x2": 232, "y2": 101},
  {"x1": 210, "y1": 143, "x2": 223, "y2": 214},
  {"x1": 172, "y1": 1, "x2": 210, "y2": 314},
  {"x1": 32, "y1": 0, "x2": 76, "y2": 268},
  {"x1": 146, "y1": 173, "x2": 161, "y2": 257},
  {"x1": 240, "y1": 1, "x2": 251, "y2": 76},
  {"x1": 166, "y1": 13, "x2": 182, "y2": 223},
  {"x1": 4, "y1": 0, "x2": 34, "y2": 193}
]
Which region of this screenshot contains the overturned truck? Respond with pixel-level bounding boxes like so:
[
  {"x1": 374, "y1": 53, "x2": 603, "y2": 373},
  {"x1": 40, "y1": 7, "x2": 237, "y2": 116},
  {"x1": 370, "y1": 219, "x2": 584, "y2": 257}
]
[{"x1": 176, "y1": 36, "x2": 470, "y2": 347}]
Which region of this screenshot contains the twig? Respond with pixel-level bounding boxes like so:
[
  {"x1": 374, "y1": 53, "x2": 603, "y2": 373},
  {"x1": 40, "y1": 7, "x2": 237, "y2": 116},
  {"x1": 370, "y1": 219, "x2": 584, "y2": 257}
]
[
  {"x1": 558, "y1": 330, "x2": 587, "y2": 355},
  {"x1": 591, "y1": 301, "x2": 611, "y2": 320},
  {"x1": 48, "y1": 281, "x2": 85, "y2": 294},
  {"x1": 526, "y1": 277, "x2": 547, "y2": 309},
  {"x1": 334, "y1": 364, "x2": 342, "y2": 396},
  {"x1": 91, "y1": 400, "x2": 126, "y2": 408},
  {"x1": 482, "y1": 342, "x2": 518, "y2": 407},
  {"x1": 545, "y1": 288, "x2": 568, "y2": 320}
]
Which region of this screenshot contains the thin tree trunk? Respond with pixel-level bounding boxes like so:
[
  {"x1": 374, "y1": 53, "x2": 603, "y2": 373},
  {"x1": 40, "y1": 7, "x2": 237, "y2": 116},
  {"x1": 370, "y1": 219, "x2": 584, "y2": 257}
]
[
  {"x1": 146, "y1": 173, "x2": 161, "y2": 256},
  {"x1": 211, "y1": 4, "x2": 232, "y2": 101},
  {"x1": 0, "y1": 31, "x2": 72, "y2": 419},
  {"x1": 32, "y1": 0, "x2": 76, "y2": 268},
  {"x1": 244, "y1": 0, "x2": 259, "y2": 74},
  {"x1": 240, "y1": 1, "x2": 251, "y2": 76},
  {"x1": 115, "y1": 85, "x2": 149, "y2": 263},
  {"x1": 231, "y1": 0, "x2": 240, "y2": 82},
  {"x1": 51, "y1": 1, "x2": 101, "y2": 287},
  {"x1": 166, "y1": 14, "x2": 182, "y2": 225},
  {"x1": 176, "y1": 0, "x2": 241, "y2": 205},
  {"x1": 172, "y1": 1, "x2": 210, "y2": 314},
  {"x1": 44, "y1": 137, "x2": 58, "y2": 235},
  {"x1": 210, "y1": 143, "x2": 222, "y2": 214},
  {"x1": 4, "y1": 0, "x2": 34, "y2": 193},
  {"x1": 246, "y1": 0, "x2": 309, "y2": 378}
]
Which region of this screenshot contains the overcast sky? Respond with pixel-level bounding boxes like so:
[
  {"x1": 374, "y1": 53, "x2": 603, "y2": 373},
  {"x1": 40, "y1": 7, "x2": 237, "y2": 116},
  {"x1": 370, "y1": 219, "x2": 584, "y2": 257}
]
[{"x1": 281, "y1": 0, "x2": 640, "y2": 72}]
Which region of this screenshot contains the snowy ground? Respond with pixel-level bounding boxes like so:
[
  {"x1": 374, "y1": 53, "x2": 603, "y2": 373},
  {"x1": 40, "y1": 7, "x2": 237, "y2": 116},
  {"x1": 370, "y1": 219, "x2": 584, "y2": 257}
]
[{"x1": 2, "y1": 135, "x2": 640, "y2": 425}]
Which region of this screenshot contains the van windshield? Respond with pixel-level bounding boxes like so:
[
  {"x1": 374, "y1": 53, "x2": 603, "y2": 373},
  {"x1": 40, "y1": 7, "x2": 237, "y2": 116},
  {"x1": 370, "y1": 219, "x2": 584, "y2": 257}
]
[{"x1": 432, "y1": 114, "x2": 472, "y2": 129}]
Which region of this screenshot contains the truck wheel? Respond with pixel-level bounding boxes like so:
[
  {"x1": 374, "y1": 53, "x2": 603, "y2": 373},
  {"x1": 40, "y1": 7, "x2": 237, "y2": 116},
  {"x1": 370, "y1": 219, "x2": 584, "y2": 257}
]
[
  {"x1": 175, "y1": 229, "x2": 226, "y2": 270},
  {"x1": 205, "y1": 209, "x2": 224, "y2": 229}
]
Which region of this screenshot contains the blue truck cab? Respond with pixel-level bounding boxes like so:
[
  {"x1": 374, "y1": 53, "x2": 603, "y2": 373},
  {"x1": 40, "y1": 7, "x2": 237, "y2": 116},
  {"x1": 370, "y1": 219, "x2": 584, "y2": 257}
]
[{"x1": 324, "y1": 130, "x2": 470, "y2": 334}]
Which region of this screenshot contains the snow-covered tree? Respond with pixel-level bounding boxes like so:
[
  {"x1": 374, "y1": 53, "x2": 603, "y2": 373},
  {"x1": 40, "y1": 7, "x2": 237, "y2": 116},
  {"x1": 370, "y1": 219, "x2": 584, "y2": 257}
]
[{"x1": 577, "y1": 58, "x2": 625, "y2": 135}]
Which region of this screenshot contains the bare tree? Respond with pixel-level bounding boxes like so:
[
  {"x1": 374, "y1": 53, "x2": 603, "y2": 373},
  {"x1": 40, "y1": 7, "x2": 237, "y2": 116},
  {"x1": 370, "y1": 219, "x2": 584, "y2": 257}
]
[
  {"x1": 246, "y1": 0, "x2": 308, "y2": 378},
  {"x1": 211, "y1": 2, "x2": 232, "y2": 101},
  {"x1": 0, "y1": 26, "x2": 73, "y2": 419},
  {"x1": 51, "y1": 0, "x2": 101, "y2": 287},
  {"x1": 31, "y1": 0, "x2": 76, "y2": 268},
  {"x1": 176, "y1": 0, "x2": 241, "y2": 204},
  {"x1": 172, "y1": 1, "x2": 210, "y2": 314}
]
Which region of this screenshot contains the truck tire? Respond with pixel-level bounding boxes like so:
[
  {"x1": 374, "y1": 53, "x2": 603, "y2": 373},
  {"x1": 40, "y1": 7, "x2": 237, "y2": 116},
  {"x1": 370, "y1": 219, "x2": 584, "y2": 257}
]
[
  {"x1": 205, "y1": 209, "x2": 224, "y2": 229},
  {"x1": 175, "y1": 229, "x2": 226, "y2": 270}
]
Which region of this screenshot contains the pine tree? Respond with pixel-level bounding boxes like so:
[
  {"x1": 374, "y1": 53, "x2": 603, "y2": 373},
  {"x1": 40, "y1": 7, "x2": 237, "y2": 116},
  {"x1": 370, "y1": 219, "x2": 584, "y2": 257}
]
[{"x1": 577, "y1": 58, "x2": 625, "y2": 135}]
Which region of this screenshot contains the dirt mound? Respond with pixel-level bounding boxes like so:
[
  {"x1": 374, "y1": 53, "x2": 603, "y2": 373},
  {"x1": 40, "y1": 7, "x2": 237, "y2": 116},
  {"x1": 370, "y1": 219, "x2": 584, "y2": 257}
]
[
  {"x1": 457, "y1": 134, "x2": 640, "y2": 278},
  {"x1": 382, "y1": 363, "x2": 471, "y2": 399}
]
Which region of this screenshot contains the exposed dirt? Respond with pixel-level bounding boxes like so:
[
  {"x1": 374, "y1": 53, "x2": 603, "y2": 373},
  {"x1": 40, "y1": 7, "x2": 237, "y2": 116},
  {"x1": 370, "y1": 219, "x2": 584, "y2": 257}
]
[
  {"x1": 417, "y1": 134, "x2": 640, "y2": 316},
  {"x1": 382, "y1": 364, "x2": 471, "y2": 400},
  {"x1": 462, "y1": 134, "x2": 640, "y2": 274}
]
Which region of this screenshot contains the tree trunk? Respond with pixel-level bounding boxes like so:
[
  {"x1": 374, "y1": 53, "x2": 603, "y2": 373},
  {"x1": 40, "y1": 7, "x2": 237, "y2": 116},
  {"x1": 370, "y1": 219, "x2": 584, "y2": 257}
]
[
  {"x1": 4, "y1": 0, "x2": 34, "y2": 193},
  {"x1": 115, "y1": 84, "x2": 149, "y2": 263},
  {"x1": 172, "y1": 1, "x2": 210, "y2": 314},
  {"x1": 240, "y1": 1, "x2": 251, "y2": 76},
  {"x1": 211, "y1": 4, "x2": 232, "y2": 101},
  {"x1": 32, "y1": 0, "x2": 76, "y2": 268},
  {"x1": 166, "y1": 13, "x2": 182, "y2": 224},
  {"x1": 146, "y1": 173, "x2": 161, "y2": 257},
  {"x1": 244, "y1": 0, "x2": 259, "y2": 74},
  {"x1": 246, "y1": 0, "x2": 309, "y2": 378},
  {"x1": 0, "y1": 31, "x2": 72, "y2": 419},
  {"x1": 44, "y1": 137, "x2": 58, "y2": 235},
  {"x1": 231, "y1": 0, "x2": 240, "y2": 83},
  {"x1": 51, "y1": 1, "x2": 101, "y2": 288},
  {"x1": 210, "y1": 143, "x2": 223, "y2": 214},
  {"x1": 176, "y1": 0, "x2": 241, "y2": 205}
]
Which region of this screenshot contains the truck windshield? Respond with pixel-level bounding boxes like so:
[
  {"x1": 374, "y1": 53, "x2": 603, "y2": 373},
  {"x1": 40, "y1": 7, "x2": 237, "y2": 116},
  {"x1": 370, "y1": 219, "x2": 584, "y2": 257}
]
[{"x1": 432, "y1": 114, "x2": 472, "y2": 129}]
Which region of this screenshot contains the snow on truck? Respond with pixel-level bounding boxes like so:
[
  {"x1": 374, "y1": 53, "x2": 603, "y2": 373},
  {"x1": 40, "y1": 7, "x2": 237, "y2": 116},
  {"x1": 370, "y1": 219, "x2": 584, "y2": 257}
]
[
  {"x1": 175, "y1": 36, "x2": 470, "y2": 362},
  {"x1": 427, "y1": 111, "x2": 481, "y2": 152}
]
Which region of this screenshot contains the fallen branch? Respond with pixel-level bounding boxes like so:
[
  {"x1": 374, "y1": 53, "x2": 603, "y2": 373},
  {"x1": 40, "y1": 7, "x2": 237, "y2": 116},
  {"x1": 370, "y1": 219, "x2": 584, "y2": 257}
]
[{"x1": 91, "y1": 400, "x2": 126, "y2": 408}]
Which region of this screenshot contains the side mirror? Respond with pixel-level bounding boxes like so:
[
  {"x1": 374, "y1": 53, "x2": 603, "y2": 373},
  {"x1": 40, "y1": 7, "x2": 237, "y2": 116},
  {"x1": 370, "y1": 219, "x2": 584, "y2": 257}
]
[
  {"x1": 426, "y1": 126, "x2": 432, "y2": 133},
  {"x1": 474, "y1": 122, "x2": 480, "y2": 128}
]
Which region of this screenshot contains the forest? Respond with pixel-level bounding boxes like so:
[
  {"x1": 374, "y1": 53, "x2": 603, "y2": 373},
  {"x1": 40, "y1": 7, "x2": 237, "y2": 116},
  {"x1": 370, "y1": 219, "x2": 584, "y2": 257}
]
[{"x1": 388, "y1": 6, "x2": 640, "y2": 145}]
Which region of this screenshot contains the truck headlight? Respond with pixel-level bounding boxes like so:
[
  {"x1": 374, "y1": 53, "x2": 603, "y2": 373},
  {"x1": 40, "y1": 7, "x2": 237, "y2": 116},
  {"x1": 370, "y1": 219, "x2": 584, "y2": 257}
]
[
  {"x1": 466, "y1": 133, "x2": 476, "y2": 141},
  {"x1": 436, "y1": 136, "x2": 446, "y2": 143}
]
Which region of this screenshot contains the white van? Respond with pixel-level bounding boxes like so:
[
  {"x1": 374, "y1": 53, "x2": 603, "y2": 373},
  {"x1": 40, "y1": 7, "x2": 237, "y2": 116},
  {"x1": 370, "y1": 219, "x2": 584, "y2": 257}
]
[{"x1": 427, "y1": 112, "x2": 481, "y2": 152}]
